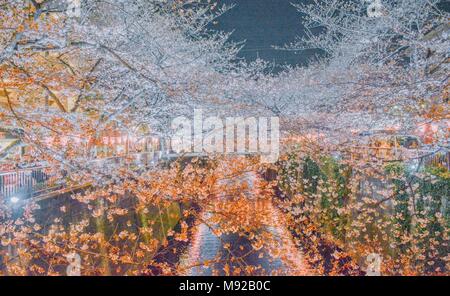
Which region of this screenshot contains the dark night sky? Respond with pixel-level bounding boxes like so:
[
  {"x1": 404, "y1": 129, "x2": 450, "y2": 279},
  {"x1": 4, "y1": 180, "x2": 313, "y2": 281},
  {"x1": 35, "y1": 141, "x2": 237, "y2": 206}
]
[
  {"x1": 215, "y1": 0, "x2": 316, "y2": 67},
  {"x1": 214, "y1": 0, "x2": 450, "y2": 67}
]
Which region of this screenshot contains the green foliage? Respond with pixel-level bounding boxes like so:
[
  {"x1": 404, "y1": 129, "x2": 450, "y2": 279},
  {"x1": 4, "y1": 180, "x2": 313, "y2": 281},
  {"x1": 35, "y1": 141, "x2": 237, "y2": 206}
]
[
  {"x1": 384, "y1": 162, "x2": 405, "y2": 176},
  {"x1": 278, "y1": 154, "x2": 352, "y2": 243},
  {"x1": 425, "y1": 165, "x2": 450, "y2": 180},
  {"x1": 276, "y1": 151, "x2": 449, "y2": 275}
]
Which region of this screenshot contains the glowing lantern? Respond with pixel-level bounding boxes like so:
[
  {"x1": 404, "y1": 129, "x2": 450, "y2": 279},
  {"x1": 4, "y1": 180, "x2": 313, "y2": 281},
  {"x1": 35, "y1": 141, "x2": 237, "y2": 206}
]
[{"x1": 417, "y1": 123, "x2": 438, "y2": 144}]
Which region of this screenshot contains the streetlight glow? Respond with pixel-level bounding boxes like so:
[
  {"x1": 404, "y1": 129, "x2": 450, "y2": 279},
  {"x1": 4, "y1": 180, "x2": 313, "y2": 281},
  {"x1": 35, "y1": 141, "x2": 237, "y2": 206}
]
[{"x1": 10, "y1": 196, "x2": 20, "y2": 204}]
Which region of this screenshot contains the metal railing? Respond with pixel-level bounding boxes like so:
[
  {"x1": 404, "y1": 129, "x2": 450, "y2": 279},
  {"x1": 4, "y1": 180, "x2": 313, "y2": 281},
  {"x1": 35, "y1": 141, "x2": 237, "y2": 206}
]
[
  {"x1": 0, "y1": 167, "x2": 54, "y2": 201},
  {"x1": 346, "y1": 145, "x2": 450, "y2": 170},
  {"x1": 419, "y1": 149, "x2": 450, "y2": 171},
  {"x1": 0, "y1": 151, "x2": 171, "y2": 203},
  {"x1": 0, "y1": 150, "x2": 265, "y2": 204}
]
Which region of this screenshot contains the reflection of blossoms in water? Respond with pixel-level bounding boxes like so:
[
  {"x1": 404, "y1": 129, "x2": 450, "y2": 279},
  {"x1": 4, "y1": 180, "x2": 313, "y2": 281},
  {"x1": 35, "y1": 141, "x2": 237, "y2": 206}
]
[
  {"x1": 66, "y1": 253, "x2": 81, "y2": 276},
  {"x1": 366, "y1": 253, "x2": 382, "y2": 276}
]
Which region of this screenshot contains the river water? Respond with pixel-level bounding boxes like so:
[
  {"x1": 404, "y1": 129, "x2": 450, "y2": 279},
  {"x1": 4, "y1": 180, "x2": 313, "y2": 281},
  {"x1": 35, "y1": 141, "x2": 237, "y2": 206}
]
[{"x1": 179, "y1": 173, "x2": 311, "y2": 276}]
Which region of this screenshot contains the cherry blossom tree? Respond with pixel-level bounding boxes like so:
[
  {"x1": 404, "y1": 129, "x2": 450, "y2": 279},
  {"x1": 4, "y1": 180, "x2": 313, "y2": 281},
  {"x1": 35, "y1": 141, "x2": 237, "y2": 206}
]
[
  {"x1": 270, "y1": 0, "x2": 449, "y2": 275},
  {"x1": 0, "y1": 0, "x2": 448, "y2": 276},
  {"x1": 269, "y1": 0, "x2": 449, "y2": 148}
]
